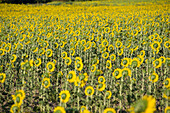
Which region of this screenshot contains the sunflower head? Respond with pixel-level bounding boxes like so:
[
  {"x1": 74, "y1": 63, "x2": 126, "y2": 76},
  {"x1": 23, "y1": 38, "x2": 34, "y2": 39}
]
[
  {"x1": 98, "y1": 76, "x2": 105, "y2": 83},
  {"x1": 149, "y1": 73, "x2": 159, "y2": 83},
  {"x1": 106, "y1": 60, "x2": 112, "y2": 69},
  {"x1": 165, "y1": 106, "x2": 170, "y2": 113},
  {"x1": 59, "y1": 90, "x2": 70, "y2": 103},
  {"x1": 121, "y1": 58, "x2": 129, "y2": 67},
  {"x1": 46, "y1": 62, "x2": 55, "y2": 72},
  {"x1": 153, "y1": 59, "x2": 162, "y2": 68},
  {"x1": 42, "y1": 78, "x2": 50, "y2": 88},
  {"x1": 103, "y1": 108, "x2": 116, "y2": 113},
  {"x1": 97, "y1": 83, "x2": 106, "y2": 91},
  {"x1": 105, "y1": 91, "x2": 112, "y2": 99},
  {"x1": 67, "y1": 71, "x2": 76, "y2": 83},
  {"x1": 112, "y1": 68, "x2": 122, "y2": 79},
  {"x1": 85, "y1": 86, "x2": 94, "y2": 96},
  {"x1": 46, "y1": 49, "x2": 53, "y2": 57},
  {"x1": 163, "y1": 78, "x2": 170, "y2": 88},
  {"x1": 53, "y1": 106, "x2": 66, "y2": 113},
  {"x1": 0, "y1": 73, "x2": 6, "y2": 83},
  {"x1": 75, "y1": 61, "x2": 83, "y2": 71},
  {"x1": 91, "y1": 64, "x2": 96, "y2": 72},
  {"x1": 131, "y1": 58, "x2": 140, "y2": 68},
  {"x1": 110, "y1": 54, "x2": 116, "y2": 61},
  {"x1": 10, "y1": 104, "x2": 20, "y2": 113}
]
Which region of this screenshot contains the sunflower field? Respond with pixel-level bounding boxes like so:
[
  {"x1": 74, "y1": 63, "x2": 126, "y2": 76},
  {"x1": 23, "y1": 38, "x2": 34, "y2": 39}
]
[{"x1": 0, "y1": 0, "x2": 170, "y2": 113}]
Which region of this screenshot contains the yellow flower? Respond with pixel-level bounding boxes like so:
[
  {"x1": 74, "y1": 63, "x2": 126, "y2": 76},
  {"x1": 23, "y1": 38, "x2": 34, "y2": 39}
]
[
  {"x1": 122, "y1": 68, "x2": 131, "y2": 77},
  {"x1": 102, "y1": 39, "x2": 109, "y2": 47},
  {"x1": 38, "y1": 48, "x2": 45, "y2": 56},
  {"x1": 137, "y1": 55, "x2": 144, "y2": 65},
  {"x1": 85, "y1": 86, "x2": 94, "y2": 96},
  {"x1": 153, "y1": 58, "x2": 162, "y2": 68},
  {"x1": 108, "y1": 44, "x2": 114, "y2": 52},
  {"x1": 32, "y1": 47, "x2": 38, "y2": 53},
  {"x1": 80, "y1": 106, "x2": 87, "y2": 113},
  {"x1": 0, "y1": 49, "x2": 5, "y2": 56},
  {"x1": 75, "y1": 61, "x2": 83, "y2": 71},
  {"x1": 106, "y1": 60, "x2": 112, "y2": 69},
  {"x1": 159, "y1": 56, "x2": 166, "y2": 63},
  {"x1": 61, "y1": 51, "x2": 67, "y2": 59},
  {"x1": 149, "y1": 72, "x2": 159, "y2": 83},
  {"x1": 110, "y1": 54, "x2": 116, "y2": 61},
  {"x1": 163, "y1": 89, "x2": 170, "y2": 99},
  {"x1": 54, "y1": 42, "x2": 58, "y2": 49},
  {"x1": 102, "y1": 52, "x2": 109, "y2": 59},
  {"x1": 91, "y1": 64, "x2": 96, "y2": 72},
  {"x1": 129, "y1": 95, "x2": 156, "y2": 113},
  {"x1": 12, "y1": 94, "x2": 23, "y2": 106},
  {"x1": 163, "y1": 78, "x2": 170, "y2": 88},
  {"x1": 59, "y1": 90, "x2": 70, "y2": 103},
  {"x1": 115, "y1": 40, "x2": 122, "y2": 48},
  {"x1": 164, "y1": 106, "x2": 170, "y2": 113},
  {"x1": 130, "y1": 58, "x2": 140, "y2": 68},
  {"x1": 78, "y1": 73, "x2": 88, "y2": 82},
  {"x1": 42, "y1": 78, "x2": 50, "y2": 88},
  {"x1": 164, "y1": 40, "x2": 170, "y2": 49},
  {"x1": 105, "y1": 91, "x2": 112, "y2": 99},
  {"x1": 117, "y1": 48, "x2": 123, "y2": 56},
  {"x1": 10, "y1": 54, "x2": 17, "y2": 63},
  {"x1": 15, "y1": 90, "x2": 25, "y2": 100},
  {"x1": 34, "y1": 58, "x2": 41, "y2": 67},
  {"x1": 46, "y1": 62, "x2": 55, "y2": 72},
  {"x1": 53, "y1": 106, "x2": 66, "y2": 113},
  {"x1": 46, "y1": 49, "x2": 53, "y2": 57},
  {"x1": 0, "y1": 73, "x2": 6, "y2": 83},
  {"x1": 10, "y1": 104, "x2": 20, "y2": 113},
  {"x1": 75, "y1": 57, "x2": 82, "y2": 63},
  {"x1": 97, "y1": 83, "x2": 106, "y2": 91},
  {"x1": 67, "y1": 71, "x2": 76, "y2": 83},
  {"x1": 121, "y1": 58, "x2": 129, "y2": 67},
  {"x1": 69, "y1": 48, "x2": 75, "y2": 56},
  {"x1": 140, "y1": 50, "x2": 145, "y2": 57},
  {"x1": 112, "y1": 68, "x2": 122, "y2": 79},
  {"x1": 65, "y1": 57, "x2": 72, "y2": 65},
  {"x1": 150, "y1": 41, "x2": 160, "y2": 51},
  {"x1": 103, "y1": 108, "x2": 116, "y2": 113},
  {"x1": 98, "y1": 76, "x2": 105, "y2": 83}
]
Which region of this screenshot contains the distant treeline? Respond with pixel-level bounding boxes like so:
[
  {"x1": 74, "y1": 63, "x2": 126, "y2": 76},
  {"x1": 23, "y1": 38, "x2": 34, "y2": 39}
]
[{"x1": 1, "y1": 0, "x2": 92, "y2": 4}]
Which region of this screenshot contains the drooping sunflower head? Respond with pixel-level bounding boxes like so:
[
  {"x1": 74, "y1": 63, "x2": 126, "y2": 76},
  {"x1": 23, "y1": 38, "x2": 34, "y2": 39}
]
[
  {"x1": 0, "y1": 73, "x2": 6, "y2": 83},
  {"x1": 85, "y1": 86, "x2": 94, "y2": 96},
  {"x1": 129, "y1": 95, "x2": 156, "y2": 113},
  {"x1": 153, "y1": 59, "x2": 162, "y2": 68},
  {"x1": 163, "y1": 78, "x2": 170, "y2": 88},
  {"x1": 106, "y1": 60, "x2": 112, "y2": 69},
  {"x1": 149, "y1": 72, "x2": 159, "y2": 83},
  {"x1": 112, "y1": 68, "x2": 122, "y2": 79},
  {"x1": 121, "y1": 58, "x2": 129, "y2": 67},
  {"x1": 42, "y1": 78, "x2": 50, "y2": 88},
  {"x1": 137, "y1": 55, "x2": 144, "y2": 65},
  {"x1": 98, "y1": 76, "x2": 105, "y2": 83},
  {"x1": 103, "y1": 108, "x2": 116, "y2": 113},
  {"x1": 91, "y1": 64, "x2": 96, "y2": 72},
  {"x1": 53, "y1": 106, "x2": 66, "y2": 113},
  {"x1": 165, "y1": 58, "x2": 170, "y2": 67},
  {"x1": 67, "y1": 71, "x2": 76, "y2": 83},
  {"x1": 10, "y1": 104, "x2": 20, "y2": 113},
  {"x1": 46, "y1": 49, "x2": 53, "y2": 57},
  {"x1": 105, "y1": 91, "x2": 112, "y2": 99},
  {"x1": 97, "y1": 83, "x2": 106, "y2": 91},
  {"x1": 59, "y1": 90, "x2": 70, "y2": 103}
]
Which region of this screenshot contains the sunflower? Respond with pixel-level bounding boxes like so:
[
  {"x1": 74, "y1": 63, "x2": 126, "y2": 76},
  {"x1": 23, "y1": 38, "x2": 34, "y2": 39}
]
[
  {"x1": 105, "y1": 91, "x2": 112, "y2": 99},
  {"x1": 74, "y1": 76, "x2": 86, "y2": 87},
  {"x1": 98, "y1": 76, "x2": 105, "y2": 83},
  {"x1": 110, "y1": 54, "x2": 116, "y2": 61},
  {"x1": 46, "y1": 49, "x2": 53, "y2": 57},
  {"x1": 0, "y1": 73, "x2": 6, "y2": 83},
  {"x1": 61, "y1": 51, "x2": 67, "y2": 59},
  {"x1": 140, "y1": 50, "x2": 145, "y2": 57},
  {"x1": 42, "y1": 78, "x2": 50, "y2": 88},
  {"x1": 166, "y1": 58, "x2": 170, "y2": 67},
  {"x1": 153, "y1": 59, "x2": 162, "y2": 68},
  {"x1": 108, "y1": 44, "x2": 114, "y2": 52},
  {"x1": 115, "y1": 40, "x2": 122, "y2": 48},
  {"x1": 80, "y1": 106, "x2": 87, "y2": 113},
  {"x1": 65, "y1": 57, "x2": 72, "y2": 66},
  {"x1": 129, "y1": 95, "x2": 156, "y2": 113},
  {"x1": 69, "y1": 48, "x2": 75, "y2": 56},
  {"x1": 38, "y1": 48, "x2": 45, "y2": 56},
  {"x1": 103, "y1": 108, "x2": 116, "y2": 113},
  {"x1": 159, "y1": 56, "x2": 166, "y2": 63},
  {"x1": 54, "y1": 42, "x2": 58, "y2": 49},
  {"x1": 149, "y1": 72, "x2": 159, "y2": 83},
  {"x1": 118, "y1": 48, "x2": 123, "y2": 56},
  {"x1": 85, "y1": 86, "x2": 94, "y2": 96},
  {"x1": 102, "y1": 39, "x2": 109, "y2": 47},
  {"x1": 129, "y1": 48, "x2": 134, "y2": 55},
  {"x1": 4, "y1": 43, "x2": 11, "y2": 52},
  {"x1": 112, "y1": 68, "x2": 122, "y2": 79},
  {"x1": 102, "y1": 52, "x2": 109, "y2": 59},
  {"x1": 53, "y1": 106, "x2": 66, "y2": 113},
  {"x1": 12, "y1": 94, "x2": 23, "y2": 106},
  {"x1": 122, "y1": 68, "x2": 131, "y2": 77},
  {"x1": 67, "y1": 71, "x2": 76, "y2": 83},
  {"x1": 164, "y1": 40, "x2": 170, "y2": 49},
  {"x1": 163, "y1": 78, "x2": 170, "y2": 88},
  {"x1": 150, "y1": 41, "x2": 160, "y2": 52},
  {"x1": 91, "y1": 64, "x2": 96, "y2": 72},
  {"x1": 163, "y1": 89, "x2": 170, "y2": 99},
  {"x1": 164, "y1": 106, "x2": 170, "y2": 113},
  {"x1": 33, "y1": 58, "x2": 41, "y2": 67},
  {"x1": 0, "y1": 48, "x2": 5, "y2": 56},
  {"x1": 10, "y1": 104, "x2": 20, "y2": 113},
  {"x1": 15, "y1": 90, "x2": 25, "y2": 100},
  {"x1": 78, "y1": 73, "x2": 88, "y2": 82},
  {"x1": 75, "y1": 57, "x2": 82, "y2": 63},
  {"x1": 59, "y1": 90, "x2": 70, "y2": 103},
  {"x1": 75, "y1": 61, "x2": 83, "y2": 71},
  {"x1": 10, "y1": 54, "x2": 17, "y2": 63},
  {"x1": 29, "y1": 59, "x2": 34, "y2": 67},
  {"x1": 46, "y1": 62, "x2": 55, "y2": 72},
  {"x1": 92, "y1": 58, "x2": 99, "y2": 65},
  {"x1": 137, "y1": 55, "x2": 144, "y2": 65},
  {"x1": 121, "y1": 58, "x2": 129, "y2": 67},
  {"x1": 97, "y1": 83, "x2": 106, "y2": 91},
  {"x1": 130, "y1": 58, "x2": 140, "y2": 68},
  {"x1": 106, "y1": 60, "x2": 112, "y2": 69}
]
